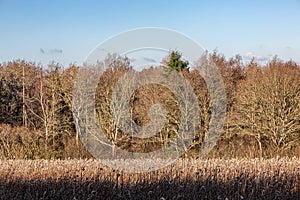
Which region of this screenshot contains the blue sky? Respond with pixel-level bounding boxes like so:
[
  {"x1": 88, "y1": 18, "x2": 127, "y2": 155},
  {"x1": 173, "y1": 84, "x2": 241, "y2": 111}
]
[{"x1": 1, "y1": 0, "x2": 300, "y2": 66}]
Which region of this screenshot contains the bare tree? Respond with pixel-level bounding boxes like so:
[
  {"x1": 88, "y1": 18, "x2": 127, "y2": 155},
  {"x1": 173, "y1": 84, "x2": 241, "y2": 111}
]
[{"x1": 234, "y1": 58, "x2": 300, "y2": 157}]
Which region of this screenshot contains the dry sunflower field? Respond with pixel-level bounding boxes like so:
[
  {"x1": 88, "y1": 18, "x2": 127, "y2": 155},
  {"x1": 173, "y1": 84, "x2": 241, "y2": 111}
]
[{"x1": 0, "y1": 158, "x2": 299, "y2": 200}]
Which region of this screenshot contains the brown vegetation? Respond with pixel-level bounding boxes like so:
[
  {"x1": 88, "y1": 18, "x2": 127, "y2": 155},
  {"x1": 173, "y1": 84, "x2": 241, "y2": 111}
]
[
  {"x1": 0, "y1": 158, "x2": 299, "y2": 199},
  {"x1": 0, "y1": 51, "x2": 299, "y2": 159}
]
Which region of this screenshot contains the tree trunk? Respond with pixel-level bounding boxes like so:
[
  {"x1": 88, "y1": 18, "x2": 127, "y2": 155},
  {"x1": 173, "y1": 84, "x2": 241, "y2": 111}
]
[{"x1": 255, "y1": 136, "x2": 263, "y2": 159}]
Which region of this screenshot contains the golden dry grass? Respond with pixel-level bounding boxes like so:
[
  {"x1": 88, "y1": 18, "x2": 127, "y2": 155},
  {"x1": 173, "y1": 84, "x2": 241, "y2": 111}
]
[{"x1": 0, "y1": 158, "x2": 299, "y2": 199}]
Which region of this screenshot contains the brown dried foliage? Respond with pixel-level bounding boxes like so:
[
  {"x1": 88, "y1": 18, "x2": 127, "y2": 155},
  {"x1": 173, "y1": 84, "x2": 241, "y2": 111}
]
[
  {"x1": 0, "y1": 52, "x2": 299, "y2": 159},
  {"x1": 0, "y1": 158, "x2": 299, "y2": 199}
]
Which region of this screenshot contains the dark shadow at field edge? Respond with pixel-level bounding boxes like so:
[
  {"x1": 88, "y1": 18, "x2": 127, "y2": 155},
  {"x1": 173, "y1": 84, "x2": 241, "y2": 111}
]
[{"x1": 0, "y1": 178, "x2": 299, "y2": 200}]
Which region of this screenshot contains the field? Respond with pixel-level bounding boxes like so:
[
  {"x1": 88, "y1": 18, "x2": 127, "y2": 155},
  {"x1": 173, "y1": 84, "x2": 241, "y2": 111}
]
[{"x1": 0, "y1": 158, "x2": 299, "y2": 199}]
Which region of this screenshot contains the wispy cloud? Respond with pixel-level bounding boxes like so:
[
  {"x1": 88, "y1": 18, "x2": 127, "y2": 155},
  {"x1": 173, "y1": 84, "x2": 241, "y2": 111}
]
[
  {"x1": 50, "y1": 48, "x2": 63, "y2": 53},
  {"x1": 129, "y1": 58, "x2": 136, "y2": 63},
  {"x1": 40, "y1": 48, "x2": 63, "y2": 54},
  {"x1": 130, "y1": 56, "x2": 158, "y2": 65},
  {"x1": 244, "y1": 52, "x2": 271, "y2": 62},
  {"x1": 142, "y1": 57, "x2": 157, "y2": 63}
]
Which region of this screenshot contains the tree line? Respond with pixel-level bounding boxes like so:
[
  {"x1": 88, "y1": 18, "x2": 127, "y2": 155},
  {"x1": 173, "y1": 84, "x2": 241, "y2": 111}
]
[{"x1": 0, "y1": 51, "x2": 299, "y2": 159}]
